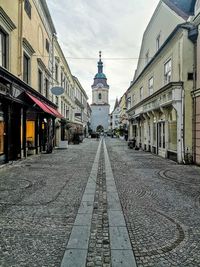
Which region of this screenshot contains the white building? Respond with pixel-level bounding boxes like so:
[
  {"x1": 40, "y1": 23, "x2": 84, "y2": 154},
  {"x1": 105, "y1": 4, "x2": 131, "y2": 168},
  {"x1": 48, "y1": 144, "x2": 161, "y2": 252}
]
[
  {"x1": 111, "y1": 98, "x2": 121, "y2": 131},
  {"x1": 90, "y1": 52, "x2": 110, "y2": 132}
]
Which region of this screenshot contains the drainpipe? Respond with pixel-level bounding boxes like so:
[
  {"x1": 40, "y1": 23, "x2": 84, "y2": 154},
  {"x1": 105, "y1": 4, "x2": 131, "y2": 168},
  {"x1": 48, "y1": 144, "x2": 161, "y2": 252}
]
[
  {"x1": 192, "y1": 41, "x2": 197, "y2": 164},
  {"x1": 181, "y1": 87, "x2": 185, "y2": 164},
  {"x1": 18, "y1": 0, "x2": 23, "y2": 77}
]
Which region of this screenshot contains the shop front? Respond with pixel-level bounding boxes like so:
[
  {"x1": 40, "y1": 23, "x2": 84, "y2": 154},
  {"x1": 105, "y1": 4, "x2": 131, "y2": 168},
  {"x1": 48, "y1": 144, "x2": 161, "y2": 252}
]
[
  {"x1": 128, "y1": 82, "x2": 184, "y2": 163},
  {"x1": 0, "y1": 67, "x2": 62, "y2": 164}
]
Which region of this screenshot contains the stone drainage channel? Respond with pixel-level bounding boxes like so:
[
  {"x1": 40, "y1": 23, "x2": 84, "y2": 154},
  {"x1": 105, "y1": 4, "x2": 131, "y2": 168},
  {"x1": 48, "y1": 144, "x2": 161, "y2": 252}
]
[{"x1": 61, "y1": 139, "x2": 137, "y2": 267}]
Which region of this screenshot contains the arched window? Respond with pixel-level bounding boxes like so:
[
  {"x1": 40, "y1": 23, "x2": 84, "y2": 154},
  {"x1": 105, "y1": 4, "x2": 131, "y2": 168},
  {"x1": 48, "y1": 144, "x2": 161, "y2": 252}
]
[{"x1": 98, "y1": 93, "x2": 102, "y2": 100}]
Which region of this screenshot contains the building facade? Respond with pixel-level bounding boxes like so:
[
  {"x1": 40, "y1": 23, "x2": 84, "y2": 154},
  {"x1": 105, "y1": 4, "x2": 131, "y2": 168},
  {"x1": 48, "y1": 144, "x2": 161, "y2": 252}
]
[
  {"x1": 90, "y1": 52, "x2": 110, "y2": 132},
  {"x1": 73, "y1": 76, "x2": 89, "y2": 136},
  {"x1": 0, "y1": 0, "x2": 64, "y2": 164},
  {"x1": 111, "y1": 98, "x2": 121, "y2": 131},
  {"x1": 119, "y1": 93, "x2": 128, "y2": 131},
  {"x1": 127, "y1": 0, "x2": 197, "y2": 163},
  {"x1": 192, "y1": 0, "x2": 200, "y2": 165},
  {"x1": 0, "y1": 0, "x2": 89, "y2": 163}
]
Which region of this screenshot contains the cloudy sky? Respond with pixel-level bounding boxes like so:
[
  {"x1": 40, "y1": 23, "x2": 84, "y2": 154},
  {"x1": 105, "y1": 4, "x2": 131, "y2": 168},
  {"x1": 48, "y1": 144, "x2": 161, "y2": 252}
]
[{"x1": 46, "y1": 0, "x2": 160, "y2": 110}]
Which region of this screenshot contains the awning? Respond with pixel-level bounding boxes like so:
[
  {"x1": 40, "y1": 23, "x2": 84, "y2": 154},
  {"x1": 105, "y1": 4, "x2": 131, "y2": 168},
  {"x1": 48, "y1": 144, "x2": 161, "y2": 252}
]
[
  {"x1": 26, "y1": 93, "x2": 63, "y2": 118},
  {"x1": 44, "y1": 104, "x2": 63, "y2": 118}
]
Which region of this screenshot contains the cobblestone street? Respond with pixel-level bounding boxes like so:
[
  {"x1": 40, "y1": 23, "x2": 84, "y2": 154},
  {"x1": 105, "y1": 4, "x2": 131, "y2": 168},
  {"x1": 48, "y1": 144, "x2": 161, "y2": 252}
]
[
  {"x1": 1, "y1": 137, "x2": 200, "y2": 267},
  {"x1": 106, "y1": 138, "x2": 200, "y2": 267},
  {"x1": 0, "y1": 139, "x2": 98, "y2": 267}
]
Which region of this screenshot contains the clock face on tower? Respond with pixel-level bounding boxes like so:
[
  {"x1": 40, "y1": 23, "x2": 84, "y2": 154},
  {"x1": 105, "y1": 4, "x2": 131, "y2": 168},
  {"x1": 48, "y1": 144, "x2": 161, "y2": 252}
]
[{"x1": 97, "y1": 83, "x2": 104, "y2": 88}]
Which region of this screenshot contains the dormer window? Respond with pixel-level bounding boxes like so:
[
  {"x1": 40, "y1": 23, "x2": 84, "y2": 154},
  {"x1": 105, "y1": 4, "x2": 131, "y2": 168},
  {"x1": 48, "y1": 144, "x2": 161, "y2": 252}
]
[
  {"x1": 156, "y1": 34, "x2": 161, "y2": 51},
  {"x1": 145, "y1": 51, "x2": 149, "y2": 64}
]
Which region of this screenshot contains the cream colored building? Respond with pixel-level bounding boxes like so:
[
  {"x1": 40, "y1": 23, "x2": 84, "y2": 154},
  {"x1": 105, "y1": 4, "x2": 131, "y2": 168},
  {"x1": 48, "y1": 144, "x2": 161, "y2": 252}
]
[
  {"x1": 0, "y1": 0, "x2": 88, "y2": 163},
  {"x1": 127, "y1": 0, "x2": 197, "y2": 163},
  {"x1": 53, "y1": 39, "x2": 76, "y2": 146},
  {"x1": 192, "y1": 0, "x2": 200, "y2": 165},
  {"x1": 111, "y1": 98, "x2": 120, "y2": 131},
  {"x1": 73, "y1": 76, "x2": 89, "y2": 136},
  {"x1": 119, "y1": 92, "x2": 128, "y2": 130}
]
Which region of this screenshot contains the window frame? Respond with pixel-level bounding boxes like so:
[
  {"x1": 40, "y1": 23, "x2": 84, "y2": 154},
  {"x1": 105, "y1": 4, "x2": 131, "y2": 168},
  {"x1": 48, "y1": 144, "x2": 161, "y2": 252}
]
[
  {"x1": 46, "y1": 39, "x2": 50, "y2": 53},
  {"x1": 148, "y1": 77, "x2": 154, "y2": 96},
  {"x1": 24, "y1": 0, "x2": 32, "y2": 19},
  {"x1": 44, "y1": 77, "x2": 49, "y2": 99},
  {"x1": 140, "y1": 87, "x2": 143, "y2": 101},
  {"x1": 0, "y1": 27, "x2": 8, "y2": 69},
  {"x1": 55, "y1": 63, "x2": 58, "y2": 81},
  {"x1": 164, "y1": 59, "x2": 172, "y2": 85},
  {"x1": 38, "y1": 69, "x2": 43, "y2": 94},
  {"x1": 156, "y1": 34, "x2": 161, "y2": 51},
  {"x1": 23, "y1": 52, "x2": 30, "y2": 84}
]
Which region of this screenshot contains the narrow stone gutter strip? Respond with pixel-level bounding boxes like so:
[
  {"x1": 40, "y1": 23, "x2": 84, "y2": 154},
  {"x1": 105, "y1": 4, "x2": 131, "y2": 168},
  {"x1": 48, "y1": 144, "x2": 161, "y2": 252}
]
[
  {"x1": 103, "y1": 139, "x2": 137, "y2": 267},
  {"x1": 60, "y1": 139, "x2": 102, "y2": 267}
]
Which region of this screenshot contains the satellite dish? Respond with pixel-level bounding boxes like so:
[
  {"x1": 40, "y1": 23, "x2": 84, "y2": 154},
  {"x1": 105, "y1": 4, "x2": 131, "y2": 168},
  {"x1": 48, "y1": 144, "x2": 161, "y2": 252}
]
[{"x1": 51, "y1": 86, "x2": 64, "y2": 96}]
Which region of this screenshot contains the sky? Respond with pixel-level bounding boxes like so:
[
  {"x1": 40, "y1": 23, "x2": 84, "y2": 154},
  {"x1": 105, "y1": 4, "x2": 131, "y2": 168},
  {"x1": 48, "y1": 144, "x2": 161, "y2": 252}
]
[{"x1": 46, "y1": 0, "x2": 160, "y2": 110}]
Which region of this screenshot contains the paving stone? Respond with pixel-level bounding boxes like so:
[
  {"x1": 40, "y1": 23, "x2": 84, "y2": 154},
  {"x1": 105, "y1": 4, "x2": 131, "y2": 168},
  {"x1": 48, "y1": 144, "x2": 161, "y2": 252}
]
[
  {"x1": 0, "y1": 139, "x2": 99, "y2": 267},
  {"x1": 106, "y1": 137, "x2": 200, "y2": 267}
]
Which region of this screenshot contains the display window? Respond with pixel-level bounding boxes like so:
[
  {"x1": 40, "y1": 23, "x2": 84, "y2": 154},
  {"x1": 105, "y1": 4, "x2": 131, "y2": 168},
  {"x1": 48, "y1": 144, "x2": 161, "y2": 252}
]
[
  {"x1": 26, "y1": 120, "x2": 35, "y2": 148},
  {"x1": 0, "y1": 120, "x2": 4, "y2": 154}
]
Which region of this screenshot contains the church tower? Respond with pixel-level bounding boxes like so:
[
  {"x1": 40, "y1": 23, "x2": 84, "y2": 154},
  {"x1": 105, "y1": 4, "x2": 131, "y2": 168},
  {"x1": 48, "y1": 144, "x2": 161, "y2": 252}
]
[{"x1": 90, "y1": 52, "x2": 110, "y2": 132}]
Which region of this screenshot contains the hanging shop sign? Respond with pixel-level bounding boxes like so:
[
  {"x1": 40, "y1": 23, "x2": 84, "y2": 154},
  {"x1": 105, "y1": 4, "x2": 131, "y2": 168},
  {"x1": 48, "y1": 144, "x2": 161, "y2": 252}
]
[{"x1": 51, "y1": 86, "x2": 64, "y2": 96}]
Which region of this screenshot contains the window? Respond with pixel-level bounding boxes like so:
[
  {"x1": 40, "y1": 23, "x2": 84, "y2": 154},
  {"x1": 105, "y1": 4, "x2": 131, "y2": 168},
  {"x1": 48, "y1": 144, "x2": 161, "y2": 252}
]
[
  {"x1": 0, "y1": 110, "x2": 4, "y2": 155},
  {"x1": 98, "y1": 93, "x2": 102, "y2": 100},
  {"x1": 164, "y1": 59, "x2": 172, "y2": 84},
  {"x1": 66, "y1": 108, "x2": 69, "y2": 119},
  {"x1": 26, "y1": 121, "x2": 35, "y2": 148},
  {"x1": 61, "y1": 72, "x2": 63, "y2": 87},
  {"x1": 188, "y1": 73, "x2": 193, "y2": 80},
  {"x1": 140, "y1": 87, "x2": 143, "y2": 101},
  {"x1": 148, "y1": 77, "x2": 154, "y2": 96},
  {"x1": 38, "y1": 69, "x2": 42, "y2": 94},
  {"x1": 55, "y1": 63, "x2": 58, "y2": 81},
  {"x1": 145, "y1": 51, "x2": 149, "y2": 64},
  {"x1": 24, "y1": 0, "x2": 32, "y2": 19},
  {"x1": 132, "y1": 94, "x2": 135, "y2": 105},
  {"x1": 23, "y1": 53, "x2": 30, "y2": 84},
  {"x1": 0, "y1": 29, "x2": 8, "y2": 68},
  {"x1": 56, "y1": 96, "x2": 59, "y2": 106},
  {"x1": 156, "y1": 34, "x2": 160, "y2": 51},
  {"x1": 44, "y1": 78, "x2": 49, "y2": 99},
  {"x1": 61, "y1": 101, "x2": 63, "y2": 115},
  {"x1": 46, "y1": 39, "x2": 49, "y2": 53},
  {"x1": 127, "y1": 97, "x2": 131, "y2": 110}
]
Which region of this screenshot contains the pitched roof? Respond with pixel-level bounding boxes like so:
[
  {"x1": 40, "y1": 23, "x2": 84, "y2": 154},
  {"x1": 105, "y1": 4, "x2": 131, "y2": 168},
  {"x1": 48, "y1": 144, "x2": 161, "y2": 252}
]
[
  {"x1": 113, "y1": 98, "x2": 119, "y2": 110},
  {"x1": 163, "y1": 0, "x2": 196, "y2": 19}
]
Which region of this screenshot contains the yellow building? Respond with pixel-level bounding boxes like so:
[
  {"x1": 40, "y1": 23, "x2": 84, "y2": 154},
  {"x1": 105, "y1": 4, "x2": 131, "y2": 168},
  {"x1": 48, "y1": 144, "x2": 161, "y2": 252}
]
[
  {"x1": 119, "y1": 92, "x2": 128, "y2": 131},
  {"x1": 0, "y1": 0, "x2": 75, "y2": 163},
  {"x1": 127, "y1": 1, "x2": 197, "y2": 163},
  {"x1": 192, "y1": 0, "x2": 200, "y2": 165}
]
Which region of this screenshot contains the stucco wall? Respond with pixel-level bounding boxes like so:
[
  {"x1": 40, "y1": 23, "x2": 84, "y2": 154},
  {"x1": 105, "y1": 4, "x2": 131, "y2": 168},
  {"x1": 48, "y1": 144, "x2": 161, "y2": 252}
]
[
  {"x1": 195, "y1": 96, "x2": 200, "y2": 164},
  {"x1": 90, "y1": 105, "x2": 110, "y2": 131},
  {"x1": 127, "y1": 29, "x2": 194, "y2": 154},
  {"x1": 0, "y1": 0, "x2": 19, "y2": 75},
  {"x1": 135, "y1": 2, "x2": 184, "y2": 79}
]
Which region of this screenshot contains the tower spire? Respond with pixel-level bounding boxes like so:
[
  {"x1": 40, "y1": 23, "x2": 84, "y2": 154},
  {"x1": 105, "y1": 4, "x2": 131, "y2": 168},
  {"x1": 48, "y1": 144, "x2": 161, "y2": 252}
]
[
  {"x1": 99, "y1": 51, "x2": 102, "y2": 61},
  {"x1": 98, "y1": 51, "x2": 103, "y2": 73}
]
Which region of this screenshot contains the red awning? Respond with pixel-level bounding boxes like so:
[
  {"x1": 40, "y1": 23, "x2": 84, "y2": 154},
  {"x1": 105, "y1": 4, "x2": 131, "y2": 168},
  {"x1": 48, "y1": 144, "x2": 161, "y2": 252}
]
[
  {"x1": 26, "y1": 93, "x2": 63, "y2": 118},
  {"x1": 43, "y1": 103, "x2": 63, "y2": 118}
]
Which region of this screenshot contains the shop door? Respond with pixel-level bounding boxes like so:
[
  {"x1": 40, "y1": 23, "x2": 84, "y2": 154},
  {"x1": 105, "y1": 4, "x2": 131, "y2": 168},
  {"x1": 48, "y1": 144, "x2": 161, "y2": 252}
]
[
  {"x1": 158, "y1": 122, "x2": 166, "y2": 158},
  {"x1": 8, "y1": 104, "x2": 21, "y2": 161}
]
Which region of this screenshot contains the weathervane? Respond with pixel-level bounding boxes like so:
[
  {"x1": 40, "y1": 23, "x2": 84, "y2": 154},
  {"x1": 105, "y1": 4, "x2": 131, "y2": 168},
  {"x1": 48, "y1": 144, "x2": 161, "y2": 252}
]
[{"x1": 99, "y1": 51, "x2": 102, "y2": 61}]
